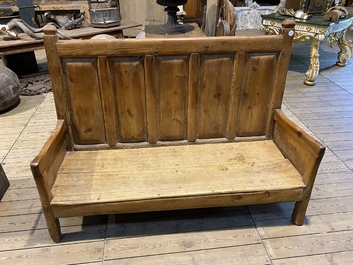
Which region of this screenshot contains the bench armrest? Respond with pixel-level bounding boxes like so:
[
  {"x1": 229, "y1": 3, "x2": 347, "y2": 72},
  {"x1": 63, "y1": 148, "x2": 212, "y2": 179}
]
[
  {"x1": 31, "y1": 120, "x2": 68, "y2": 196},
  {"x1": 30, "y1": 120, "x2": 67, "y2": 243},
  {"x1": 273, "y1": 109, "x2": 325, "y2": 188}
]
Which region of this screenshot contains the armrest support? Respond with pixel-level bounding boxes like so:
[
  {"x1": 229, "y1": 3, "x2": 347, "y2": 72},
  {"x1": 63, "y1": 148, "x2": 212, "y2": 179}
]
[
  {"x1": 30, "y1": 120, "x2": 67, "y2": 243},
  {"x1": 273, "y1": 109, "x2": 325, "y2": 188},
  {"x1": 31, "y1": 120, "x2": 68, "y2": 192}
]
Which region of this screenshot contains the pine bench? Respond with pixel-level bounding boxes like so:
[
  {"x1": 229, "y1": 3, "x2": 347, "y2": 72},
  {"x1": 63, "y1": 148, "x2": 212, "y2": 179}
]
[{"x1": 31, "y1": 20, "x2": 325, "y2": 243}]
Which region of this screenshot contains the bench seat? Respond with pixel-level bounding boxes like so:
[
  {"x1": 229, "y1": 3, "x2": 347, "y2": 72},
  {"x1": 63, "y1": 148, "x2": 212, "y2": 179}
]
[{"x1": 51, "y1": 141, "x2": 305, "y2": 217}]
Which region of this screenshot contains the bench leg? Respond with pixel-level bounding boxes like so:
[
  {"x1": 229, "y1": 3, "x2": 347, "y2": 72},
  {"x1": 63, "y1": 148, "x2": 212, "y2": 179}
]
[
  {"x1": 336, "y1": 31, "x2": 353, "y2": 67},
  {"x1": 42, "y1": 205, "x2": 62, "y2": 243},
  {"x1": 291, "y1": 187, "x2": 313, "y2": 225},
  {"x1": 304, "y1": 36, "x2": 320, "y2": 86},
  {"x1": 47, "y1": 218, "x2": 62, "y2": 243}
]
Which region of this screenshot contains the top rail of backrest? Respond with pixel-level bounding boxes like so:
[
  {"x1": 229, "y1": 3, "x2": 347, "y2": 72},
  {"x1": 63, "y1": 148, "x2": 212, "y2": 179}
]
[
  {"x1": 55, "y1": 35, "x2": 286, "y2": 58},
  {"x1": 43, "y1": 20, "x2": 295, "y2": 149}
]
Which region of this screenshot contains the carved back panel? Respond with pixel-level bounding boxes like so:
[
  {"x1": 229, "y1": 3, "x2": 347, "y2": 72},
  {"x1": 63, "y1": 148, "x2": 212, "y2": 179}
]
[{"x1": 44, "y1": 21, "x2": 294, "y2": 149}]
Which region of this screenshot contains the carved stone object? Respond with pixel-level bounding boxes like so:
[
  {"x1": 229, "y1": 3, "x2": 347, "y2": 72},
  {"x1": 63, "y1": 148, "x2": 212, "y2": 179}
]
[
  {"x1": 156, "y1": 0, "x2": 188, "y2": 34},
  {"x1": 0, "y1": 63, "x2": 21, "y2": 112}
]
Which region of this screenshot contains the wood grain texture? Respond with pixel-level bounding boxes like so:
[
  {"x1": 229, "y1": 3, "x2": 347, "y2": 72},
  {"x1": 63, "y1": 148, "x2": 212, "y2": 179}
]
[
  {"x1": 64, "y1": 59, "x2": 106, "y2": 144},
  {"x1": 0, "y1": 241, "x2": 104, "y2": 264},
  {"x1": 264, "y1": 230, "x2": 353, "y2": 259},
  {"x1": 237, "y1": 55, "x2": 276, "y2": 136},
  {"x1": 198, "y1": 54, "x2": 233, "y2": 138},
  {"x1": 187, "y1": 53, "x2": 200, "y2": 142},
  {"x1": 157, "y1": 56, "x2": 188, "y2": 140},
  {"x1": 45, "y1": 24, "x2": 297, "y2": 146},
  {"x1": 111, "y1": 57, "x2": 147, "y2": 142},
  {"x1": 104, "y1": 244, "x2": 271, "y2": 265},
  {"x1": 97, "y1": 56, "x2": 118, "y2": 146},
  {"x1": 104, "y1": 227, "x2": 262, "y2": 260},
  {"x1": 55, "y1": 36, "x2": 286, "y2": 58}
]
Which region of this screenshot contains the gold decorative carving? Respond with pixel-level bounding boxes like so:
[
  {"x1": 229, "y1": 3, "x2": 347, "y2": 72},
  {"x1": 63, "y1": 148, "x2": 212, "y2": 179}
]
[
  {"x1": 261, "y1": 14, "x2": 353, "y2": 85},
  {"x1": 305, "y1": 37, "x2": 320, "y2": 86},
  {"x1": 294, "y1": 32, "x2": 312, "y2": 42},
  {"x1": 337, "y1": 33, "x2": 353, "y2": 66}
]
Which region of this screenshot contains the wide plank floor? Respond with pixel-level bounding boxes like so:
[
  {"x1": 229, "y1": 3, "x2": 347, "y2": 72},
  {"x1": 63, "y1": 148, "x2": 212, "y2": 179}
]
[{"x1": 1, "y1": 29, "x2": 353, "y2": 264}]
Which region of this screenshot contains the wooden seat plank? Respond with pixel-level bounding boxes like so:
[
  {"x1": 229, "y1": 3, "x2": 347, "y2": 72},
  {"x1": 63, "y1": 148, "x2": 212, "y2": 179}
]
[{"x1": 52, "y1": 141, "x2": 304, "y2": 205}]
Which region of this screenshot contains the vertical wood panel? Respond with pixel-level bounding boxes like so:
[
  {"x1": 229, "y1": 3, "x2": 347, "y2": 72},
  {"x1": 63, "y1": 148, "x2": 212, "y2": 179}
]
[
  {"x1": 97, "y1": 56, "x2": 118, "y2": 146},
  {"x1": 226, "y1": 52, "x2": 245, "y2": 140},
  {"x1": 111, "y1": 58, "x2": 147, "y2": 143},
  {"x1": 157, "y1": 56, "x2": 188, "y2": 140},
  {"x1": 187, "y1": 53, "x2": 200, "y2": 142},
  {"x1": 265, "y1": 32, "x2": 293, "y2": 139},
  {"x1": 145, "y1": 55, "x2": 159, "y2": 144},
  {"x1": 64, "y1": 59, "x2": 106, "y2": 145},
  {"x1": 237, "y1": 55, "x2": 277, "y2": 137},
  {"x1": 43, "y1": 33, "x2": 67, "y2": 120},
  {"x1": 198, "y1": 55, "x2": 233, "y2": 139}
]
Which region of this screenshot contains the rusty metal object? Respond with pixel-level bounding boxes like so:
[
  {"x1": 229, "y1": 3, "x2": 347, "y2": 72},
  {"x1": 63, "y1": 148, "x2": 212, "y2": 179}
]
[
  {"x1": 20, "y1": 74, "x2": 52, "y2": 96},
  {"x1": 1, "y1": 18, "x2": 70, "y2": 39}
]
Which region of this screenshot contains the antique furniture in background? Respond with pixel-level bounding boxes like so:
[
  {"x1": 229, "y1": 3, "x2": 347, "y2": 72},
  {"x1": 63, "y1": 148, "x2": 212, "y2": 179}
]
[
  {"x1": 183, "y1": 0, "x2": 205, "y2": 25},
  {"x1": 145, "y1": 22, "x2": 205, "y2": 37},
  {"x1": 216, "y1": 0, "x2": 237, "y2": 35},
  {"x1": 0, "y1": 20, "x2": 141, "y2": 58},
  {"x1": 261, "y1": 0, "x2": 353, "y2": 85},
  {"x1": 203, "y1": 0, "x2": 236, "y2": 36},
  {"x1": 7, "y1": 1, "x2": 91, "y2": 26},
  {"x1": 0, "y1": 63, "x2": 20, "y2": 112},
  {"x1": 119, "y1": 0, "x2": 166, "y2": 37},
  {"x1": 87, "y1": 0, "x2": 121, "y2": 28},
  {"x1": 31, "y1": 20, "x2": 325, "y2": 242},
  {"x1": 156, "y1": 0, "x2": 188, "y2": 34},
  {"x1": 235, "y1": 2, "x2": 276, "y2": 30}
]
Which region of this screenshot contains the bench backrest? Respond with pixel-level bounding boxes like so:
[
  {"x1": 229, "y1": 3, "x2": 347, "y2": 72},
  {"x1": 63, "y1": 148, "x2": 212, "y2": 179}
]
[{"x1": 44, "y1": 21, "x2": 295, "y2": 150}]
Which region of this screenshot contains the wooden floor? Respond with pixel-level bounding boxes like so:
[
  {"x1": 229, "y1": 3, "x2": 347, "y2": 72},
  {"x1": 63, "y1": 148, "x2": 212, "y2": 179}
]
[{"x1": 1, "y1": 30, "x2": 353, "y2": 264}]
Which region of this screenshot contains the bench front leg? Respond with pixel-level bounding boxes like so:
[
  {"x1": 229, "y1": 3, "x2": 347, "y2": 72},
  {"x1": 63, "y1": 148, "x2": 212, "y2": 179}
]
[
  {"x1": 273, "y1": 110, "x2": 325, "y2": 225},
  {"x1": 31, "y1": 120, "x2": 68, "y2": 243}
]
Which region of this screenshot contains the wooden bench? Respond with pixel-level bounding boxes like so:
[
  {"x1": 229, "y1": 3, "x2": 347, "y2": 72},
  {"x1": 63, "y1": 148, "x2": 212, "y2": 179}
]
[{"x1": 31, "y1": 20, "x2": 325, "y2": 243}]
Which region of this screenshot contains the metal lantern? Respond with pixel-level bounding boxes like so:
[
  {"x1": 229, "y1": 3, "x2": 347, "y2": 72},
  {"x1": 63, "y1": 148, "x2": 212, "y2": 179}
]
[{"x1": 88, "y1": 0, "x2": 121, "y2": 28}]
